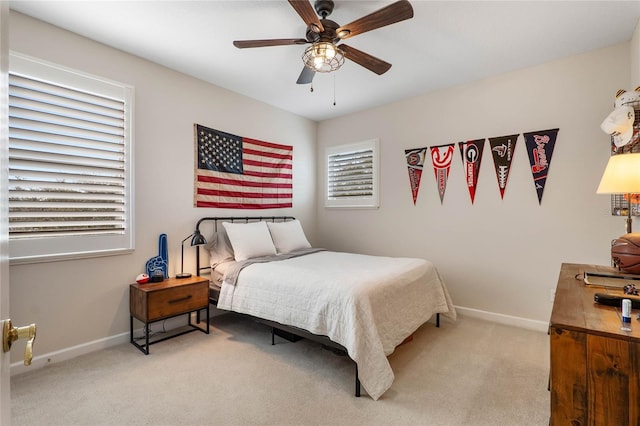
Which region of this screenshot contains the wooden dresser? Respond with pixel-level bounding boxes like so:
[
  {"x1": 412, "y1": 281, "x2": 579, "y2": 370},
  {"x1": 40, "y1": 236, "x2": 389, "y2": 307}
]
[{"x1": 549, "y1": 263, "x2": 640, "y2": 425}]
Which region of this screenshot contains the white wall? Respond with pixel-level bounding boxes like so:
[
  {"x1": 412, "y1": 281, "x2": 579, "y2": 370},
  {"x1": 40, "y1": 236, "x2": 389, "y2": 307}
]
[
  {"x1": 316, "y1": 43, "x2": 629, "y2": 324},
  {"x1": 8, "y1": 12, "x2": 317, "y2": 362},
  {"x1": 632, "y1": 19, "x2": 640, "y2": 88}
]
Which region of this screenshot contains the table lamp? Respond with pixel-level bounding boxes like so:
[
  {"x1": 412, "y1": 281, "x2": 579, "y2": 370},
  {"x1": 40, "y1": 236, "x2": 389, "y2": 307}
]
[
  {"x1": 596, "y1": 152, "x2": 640, "y2": 233},
  {"x1": 176, "y1": 229, "x2": 207, "y2": 279}
]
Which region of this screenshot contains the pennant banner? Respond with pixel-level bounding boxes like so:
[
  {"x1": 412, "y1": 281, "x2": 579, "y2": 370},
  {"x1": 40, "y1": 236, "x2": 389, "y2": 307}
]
[
  {"x1": 488, "y1": 134, "x2": 519, "y2": 199},
  {"x1": 458, "y1": 139, "x2": 485, "y2": 204},
  {"x1": 524, "y1": 128, "x2": 559, "y2": 204},
  {"x1": 194, "y1": 124, "x2": 293, "y2": 209},
  {"x1": 430, "y1": 144, "x2": 455, "y2": 204},
  {"x1": 405, "y1": 147, "x2": 428, "y2": 205}
]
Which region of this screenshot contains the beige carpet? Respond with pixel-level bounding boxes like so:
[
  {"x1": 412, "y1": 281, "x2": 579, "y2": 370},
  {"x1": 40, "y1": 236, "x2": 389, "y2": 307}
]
[{"x1": 10, "y1": 314, "x2": 550, "y2": 425}]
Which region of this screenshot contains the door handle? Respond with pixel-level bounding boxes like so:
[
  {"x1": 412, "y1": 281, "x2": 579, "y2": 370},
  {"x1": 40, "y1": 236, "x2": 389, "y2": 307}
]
[{"x1": 2, "y1": 319, "x2": 37, "y2": 366}]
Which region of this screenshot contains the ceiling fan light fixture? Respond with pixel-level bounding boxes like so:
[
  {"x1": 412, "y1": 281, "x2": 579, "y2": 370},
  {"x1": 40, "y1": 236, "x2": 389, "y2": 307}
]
[{"x1": 303, "y1": 41, "x2": 345, "y2": 73}]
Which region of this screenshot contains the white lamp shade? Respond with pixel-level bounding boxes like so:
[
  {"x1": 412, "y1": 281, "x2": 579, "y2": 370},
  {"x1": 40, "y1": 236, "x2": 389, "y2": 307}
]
[{"x1": 596, "y1": 153, "x2": 640, "y2": 194}]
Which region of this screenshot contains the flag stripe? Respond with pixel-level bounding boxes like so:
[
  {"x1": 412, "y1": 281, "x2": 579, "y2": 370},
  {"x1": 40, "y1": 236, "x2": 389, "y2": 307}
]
[
  {"x1": 244, "y1": 147, "x2": 293, "y2": 161},
  {"x1": 196, "y1": 190, "x2": 291, "y2": 202},
  {"x1": 197, "y1": 174, "x2": 293, "y2": 189},
  {"x1": 244, "y1": 137, "x2": 293, "y2": 153},
  {"x1": 196, "y1": 200, "x2": 292, "y2": 209},
  {"x1": 197, "y1": 188, "x2": 292, "y2": 199},
  {"x1": 243, "y1": 161, "x2": 291, "y2": 175},
  {"x1": 244, "y1": 170, "x2": 292, "y2": 179},
  {"x1": 244, "y1": 158, "x2": 293, "y2": 169}
]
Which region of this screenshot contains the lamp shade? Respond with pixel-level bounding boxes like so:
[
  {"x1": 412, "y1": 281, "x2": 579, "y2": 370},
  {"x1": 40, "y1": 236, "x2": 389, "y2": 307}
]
[
  {"x1": 596, "y1": 153, "x2": 640, "y2": 194},
  {"x1": 190, "y1": 230, "x2": 207, "y2": 246}
]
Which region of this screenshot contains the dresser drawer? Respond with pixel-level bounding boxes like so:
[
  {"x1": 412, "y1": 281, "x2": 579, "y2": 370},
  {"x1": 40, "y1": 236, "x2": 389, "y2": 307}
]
[{"x1": 146, "y1": 282, "x2": 208, "y2": 321}]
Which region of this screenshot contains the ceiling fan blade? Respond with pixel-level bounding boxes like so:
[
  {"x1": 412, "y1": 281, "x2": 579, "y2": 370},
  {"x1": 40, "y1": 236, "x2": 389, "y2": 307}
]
[
  {"x1": 288, "y1": 0, "x2": 324, "y2": 33},
  {"x1": 336, "y1": 0, "x2": 414, "y2": 40},
  {"x1": 296, "y1": 66, "x2": 315, "y2": 84},
  {"x1": 233, "y1": 38, "x2": 308, "y2": 49},
  {"x1": 339, "y1": 44, "x2": 392, "y2": 75}
]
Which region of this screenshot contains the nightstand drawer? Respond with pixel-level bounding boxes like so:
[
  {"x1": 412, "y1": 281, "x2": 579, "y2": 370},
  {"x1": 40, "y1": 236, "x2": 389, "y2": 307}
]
[{"x1": 146, "y1": 284, "x2": 207, "y2": 321}]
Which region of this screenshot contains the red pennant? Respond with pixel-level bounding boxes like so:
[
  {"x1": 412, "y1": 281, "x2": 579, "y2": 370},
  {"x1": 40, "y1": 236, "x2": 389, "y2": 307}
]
[
  {"x1": 405, "y1": 147, "x2": 427, "y2": 205},
  {"x1": 458, "y1": 139, "x2": 485, "y2": 204},
  {"x1": 430, "y1": 144, "x2": 455, "y2": 204}
]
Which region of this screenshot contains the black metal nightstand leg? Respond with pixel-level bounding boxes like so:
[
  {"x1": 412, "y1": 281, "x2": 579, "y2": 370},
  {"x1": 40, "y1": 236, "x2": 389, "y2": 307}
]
[
  {"x1": 145, "y1": 325, "x2": 149, "y2": 354},
  {"x1": 130, "y1": 317, "x2": 150, "y2": 355}
]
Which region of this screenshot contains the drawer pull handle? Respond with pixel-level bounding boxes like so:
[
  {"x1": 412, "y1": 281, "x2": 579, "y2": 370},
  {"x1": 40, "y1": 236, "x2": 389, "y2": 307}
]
[{"x1": 168, "y1": 295, "x2": 192, "y2": 304}]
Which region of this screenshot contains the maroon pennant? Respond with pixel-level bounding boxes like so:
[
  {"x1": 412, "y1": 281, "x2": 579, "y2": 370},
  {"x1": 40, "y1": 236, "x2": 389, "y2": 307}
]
[
  {"x1": 430, "y1": 144, "x2": 455, "y2": 204},
  {"x1": 488, "y1": 135, "x2": 519, "y2": 199},
  {"x1": 524, "y1": 128, "x2": 559, "y2": 204},
  {"x1": 458, "y1": 139, "x2": 485, "y2": 204},
  {"x1": 405, "y1": 147, "x2": 428, "y2": 205}
]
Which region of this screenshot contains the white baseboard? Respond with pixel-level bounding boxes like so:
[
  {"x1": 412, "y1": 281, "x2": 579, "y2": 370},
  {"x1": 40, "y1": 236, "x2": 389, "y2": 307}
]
[
  {"x1": 11, "y1": 307, "x2": 547, "y2": 375},
  {"x1": 10, "y1": 331, "x2": 130, "y2": 376},
  {"x1": 10, "y1": 313, "x2": 210, "y2": 376},
  {"x1": 454, "y1": 305, "x2": 549, "y2": 333}
]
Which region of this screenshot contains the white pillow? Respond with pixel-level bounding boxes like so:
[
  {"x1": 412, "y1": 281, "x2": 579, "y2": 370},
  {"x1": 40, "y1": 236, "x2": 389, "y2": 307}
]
[
  {"x1": 222, "y1": 221, "x2": 277, "y2": 261},
  {"x1": 267, "y1": 220, "x2": 311, "y2": 254},
  {"x1": 205, "y1": 227, "x2": 234, "y2": 269}
]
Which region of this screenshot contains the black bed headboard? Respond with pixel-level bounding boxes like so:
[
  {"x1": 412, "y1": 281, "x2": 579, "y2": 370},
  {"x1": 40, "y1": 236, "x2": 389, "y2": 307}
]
[{"x1": 194, "y1": 216, "x2": 295, "y2": 277}]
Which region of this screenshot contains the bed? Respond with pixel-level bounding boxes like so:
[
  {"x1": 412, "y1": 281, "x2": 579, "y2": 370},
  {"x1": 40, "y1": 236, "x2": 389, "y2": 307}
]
[{"x1": 195, "y1": 216, "x2": 456, "y2": 400}]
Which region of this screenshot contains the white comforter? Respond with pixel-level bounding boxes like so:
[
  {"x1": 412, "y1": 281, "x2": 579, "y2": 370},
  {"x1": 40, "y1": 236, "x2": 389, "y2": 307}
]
[{"x1": 216, "y1": 250, "x2": 456, "y2": 400}]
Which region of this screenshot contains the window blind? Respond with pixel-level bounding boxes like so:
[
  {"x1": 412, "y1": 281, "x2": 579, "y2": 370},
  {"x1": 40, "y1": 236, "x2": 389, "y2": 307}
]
[
  {"x1": 325, "y1": 139, "x2": 379, "y2": 209},
  {"x1": 327, "y1": 148, "x2": 374, "y2": 199},
  {"x1": 8, "y1": 72, "x2": 126, "y2": 238}
]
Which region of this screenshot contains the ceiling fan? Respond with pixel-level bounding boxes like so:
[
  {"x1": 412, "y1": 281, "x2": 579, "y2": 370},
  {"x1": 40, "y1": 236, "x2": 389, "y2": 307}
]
[{"x1": 233, "y1": 0, "x2": 414, "y2": 85}]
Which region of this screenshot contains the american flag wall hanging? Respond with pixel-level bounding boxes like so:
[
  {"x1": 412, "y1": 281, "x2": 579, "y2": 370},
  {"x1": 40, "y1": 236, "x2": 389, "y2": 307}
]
[{"x1": 194, "y1": 124, "x2": 293, "y2": 209}]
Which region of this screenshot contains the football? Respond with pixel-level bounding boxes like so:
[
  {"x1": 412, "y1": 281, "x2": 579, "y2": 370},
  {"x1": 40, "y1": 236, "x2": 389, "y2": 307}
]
[{"x1": 611, "y1": 233, "x2": 640, "y2": 274}]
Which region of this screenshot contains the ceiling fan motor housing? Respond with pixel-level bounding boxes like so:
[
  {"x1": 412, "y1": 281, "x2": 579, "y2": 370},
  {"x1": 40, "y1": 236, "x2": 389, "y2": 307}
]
[
  {"x1": 306, "y1": 19, "x2": 340, "y2": 43},
  {"x1": 314, "y1": 0, "x2": 334, "y2": 18}
]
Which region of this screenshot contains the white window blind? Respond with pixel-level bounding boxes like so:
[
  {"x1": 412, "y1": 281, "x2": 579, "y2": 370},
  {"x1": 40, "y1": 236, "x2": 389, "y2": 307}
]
[
  {"x1": 8, "y1": 53, "x2": 134, "y2": 262},
  {"x1": 325, "y1": 139, "x2": 379, "y2": 208}
]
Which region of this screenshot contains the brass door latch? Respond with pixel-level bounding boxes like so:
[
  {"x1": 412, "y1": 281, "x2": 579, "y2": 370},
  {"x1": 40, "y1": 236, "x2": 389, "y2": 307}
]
[{"x1": 2, "y1": 319, "x2": 37, "y2": 366}]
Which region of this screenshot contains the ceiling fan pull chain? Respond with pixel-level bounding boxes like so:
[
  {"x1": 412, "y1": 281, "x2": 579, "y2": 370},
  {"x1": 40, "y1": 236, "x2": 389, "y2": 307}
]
[
  {"x1": 310, "y1": 81, "x2": 314, "y2": 93},
  {"x1": 333, "y1": 74, "x2": 337, "y2": 106}
]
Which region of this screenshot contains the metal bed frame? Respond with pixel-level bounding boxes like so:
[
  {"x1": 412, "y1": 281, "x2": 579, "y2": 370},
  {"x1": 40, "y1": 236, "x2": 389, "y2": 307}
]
[{"x1": 194, "y1": 215, "x2": 439, "y2": 398}]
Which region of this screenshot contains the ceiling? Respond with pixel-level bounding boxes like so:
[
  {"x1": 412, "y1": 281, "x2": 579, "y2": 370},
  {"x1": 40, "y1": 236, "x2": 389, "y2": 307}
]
[{"x1": 9, "y1": 1, "x2": 640, "y2": 122}]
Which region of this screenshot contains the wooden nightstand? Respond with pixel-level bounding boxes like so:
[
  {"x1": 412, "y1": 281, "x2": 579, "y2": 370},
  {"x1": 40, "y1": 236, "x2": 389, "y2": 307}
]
[{"x1": 130, "y1": 275, "x2": 209, "y2": 354}]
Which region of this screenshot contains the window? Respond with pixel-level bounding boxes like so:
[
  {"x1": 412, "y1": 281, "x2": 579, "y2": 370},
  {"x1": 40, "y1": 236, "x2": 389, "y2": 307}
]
[
  {"x1": 8, "y1": 52, "x2": 134, "y2": 263},
  {"x1": 325, "y1": 138, "x2": 379, "y2": 209}
]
